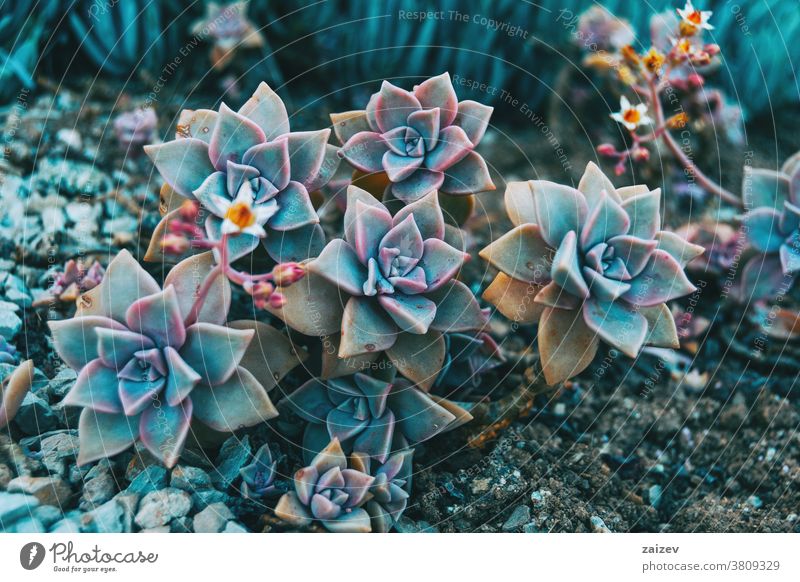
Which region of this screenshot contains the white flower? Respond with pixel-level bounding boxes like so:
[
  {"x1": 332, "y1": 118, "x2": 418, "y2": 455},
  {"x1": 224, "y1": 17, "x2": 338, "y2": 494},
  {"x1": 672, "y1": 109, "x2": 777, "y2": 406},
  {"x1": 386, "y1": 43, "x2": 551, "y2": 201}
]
[
  {"x1": 218, "y1": 186, "x2": 278, "y2": 238},
  {"x1": 610, "y1": 96, "x2": 652, "y2": 131},
  {"x1": 677, "y1": 1, "x2": 714, "y2": 31}
]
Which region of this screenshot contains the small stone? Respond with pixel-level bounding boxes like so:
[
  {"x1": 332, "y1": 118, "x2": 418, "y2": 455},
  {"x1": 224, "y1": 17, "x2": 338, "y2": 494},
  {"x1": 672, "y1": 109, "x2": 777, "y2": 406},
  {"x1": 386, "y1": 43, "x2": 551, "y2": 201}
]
[
  {"x1": 171, "y1": 465, "x2": 213, "y2": 492},
  {"x1": 7, "y1": 476, "x2": 72, "y2": 507},
  {"x1": 114, "y1": 493, "x2": 140, "y2": 533},
  {"x1": 140, "y1": 525, "x2": 171, "y2": 533},
  {"x1": 222, "y1": 521, "x2": 247, "y2": 533},
  {"x1": 0, "y1": 492, "x2": 39, "y2": 524},
  {"x1": 39, "y1": 431, "x2": 79, "y2": 477},
  {"x1": 648, "y1": 485, "x2": 663, "y2": 508},
  {"x1": 0, "y1": 463, "x2": 12, "y2": 489},
  {"x1": 502, "y1": 505, "x2": 531, "y2": 532},
  {"x1": 134, "y1": 488, "x2": 191, "y2": 529},
  {"x1": 0, "y1": 304, "x2": 21, "y2": 339},
  {"x1": 14, "y1": 392, "x2": 60, "y2": 434},
  {"x1": 522, "y1": 521, "x2": 540, "y2": 533},
  {"x1": 471, "y1": 478, "x2": 491, "y2": 494},
  {"x1": 191, "y1": 489, "x2": 229, "y2": 511},
  {"x1": 7, "y1": 516, "x2": 46, "y2": 533},
  {"x1": 213, "y1": 436, "x2": 252, "y2": 489},
  {"x1": 50, "y1": 518, "x2": 81, "y2": 533},
  {"x1": 83, "y1": 499, "x2": 125, "y2": 533},
  {"x1": 80, "y1": 470, "x2": 116, "y2": 509},
  {"x1": 170, "y1": 516, "x2": 193, "y2": 533},
  {"x1": 747, "y1": 495, "x2": 763, "y2": 509},
  {"x1": 590, "y1": 515, "x2": 611, "y2": 533},
  {"x1": 128, "y1": 465, "x2": 167, "y2": 495},
  {"x1": 33, "y1": 504, "x2": 64, "y2": 527},
  {"x1": 47, "y1": 368, "x2": 77, "y2": 400},
  {"x1": 57, "y1": 128, "x2": 83, "y2": 150},
  {"x1": 192, "y1": 502, "x2": 234, "y2": 533}
]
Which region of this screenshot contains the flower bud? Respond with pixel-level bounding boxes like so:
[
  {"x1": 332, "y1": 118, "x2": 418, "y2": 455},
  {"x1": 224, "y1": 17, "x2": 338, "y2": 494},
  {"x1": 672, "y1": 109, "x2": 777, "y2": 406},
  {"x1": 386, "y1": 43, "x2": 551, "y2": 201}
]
[
  {"x1": 268, "y1": 292, "x2": 286, "y2": 309},
  {"x1": 178, "y1": 200, "x2": 200, "y2": 222},
  {"x1": 271, "y1": 262, "x2": 305, "y2": 286},
  {"x1": 596, "y1": 143, "x2": 617, "y2": 156},
  {"x1": 160, "y1": 233, "x2": 190, "y2": 255},
  {"x1": 687, "y1": 73, "x2": 704, "y2": 88},
  {"x1": 632, "y1": 147, "x2": 650, "y2": 163},
  {"x1": 666, "y1": 112, "x2": 689, "y2": 129}
]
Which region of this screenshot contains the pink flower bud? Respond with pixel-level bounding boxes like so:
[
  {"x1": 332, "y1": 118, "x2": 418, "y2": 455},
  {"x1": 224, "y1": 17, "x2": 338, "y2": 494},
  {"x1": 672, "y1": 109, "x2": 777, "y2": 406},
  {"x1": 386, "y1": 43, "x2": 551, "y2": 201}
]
[
  {"x1": 160, "y1": 233, "x2": 190, "y2": 255},
  {"x1": 704, "y1": 43, "x2": 720, "y2": 56},
  {"x1": 632, "y1": 146, "x2": 650, "y2": 162},
  {"x1": 687, "y1": 73, "x2": 704, "y2": 88},
  {"x1": 178, "y1": 200, "x2": 200, "y2": 222},
  {"x1": 268, "y1": 292, "x2": 286, "y2": 309},
  {"x1": 271, "y1": 262, "x2": 305, "y2": 286},
  {"x1": 596, "y1": 143, "x2": 617, "y2": 156}
]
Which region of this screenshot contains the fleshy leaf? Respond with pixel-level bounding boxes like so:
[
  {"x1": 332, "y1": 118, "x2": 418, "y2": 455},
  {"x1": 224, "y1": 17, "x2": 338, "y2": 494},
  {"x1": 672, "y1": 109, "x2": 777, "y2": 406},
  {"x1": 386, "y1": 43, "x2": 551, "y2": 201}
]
[
  {"x1": 419, "y1": 238, "x2": 465, "y2": 291},
  {"x1": 339, "y1": 297, "x2": 398, "y2": 358},
  {"x1": 483, "y1": 273, "x2": 544, "y2": 325},
  {"x1": 179, "y1": 323, "x2": 253, "y2": 386},
  {"x1": 307, "y1": 239, "x2": 367, "y2": 296},
  {"x1": 531, "y1": 181, "x2": 587, "y2": 247},
  {"x1": 227, "y1": 320, "x2": 306, "y2": 389},
  {"x1": 139, "y1": 399, "x2": 192, "y2": 468},
  {"x1": 479, "y1": 224, "x2": 552, "y2": 284},
  {"x1": 742, "y1": 207, "x2": 784, "y2": 253},
  {"x1": 164, "y1": 252, "x2": 231, "y2": 326},
  {"x1": 49, "y1": 316, "x2": 127, "y2": 371},
  {"x1": 374, "y1": 81, "x2": 422, "y2": 133},
  {"x1": 621, "y1": 190, "x2": 661, "y2": 240},
  {"x1": 191, "y1": 367, "x2": 277, "y2": 431},
  {"x1": 538, "y1": 306, "x2": 599, "y2": 385},
  {"x1": 125, "y1": 286, "x2": 186, "y2": 349},
  {"x1": 144, "y1": 138, "x2": 215, "y2": 198},
  {"x1": 265, "y1": 268, "x2": 344, "y2": 336},
  {"x1": 388, "y1": 385, "x2": 455, "y2": 443},
  {"x1": 330, "y1": 110, "x2": 371, "y2": 144},
  {"x1": 551, "y1": 231, "x2": 590, "y2": 298},
  {"x1": 624, "y1": 250, "x2": 697, "y2": 307},
  {"x1": 453, "y1": 100, "x2": 492, "y2": 145},
  {"x1": 77, "y1": 409, "x2": 140, "y2": 466},
  {"x1": 641, "y1": 303, "x2": 680, "y2": 349},
  {"x1": 340, "y1": 131, "x2": 388, "y2": 173},
  {"x1": 241, "y1": 138, "x2": 291, "y2": 191},
  {"x1": 742, "y1": 167, "x2": 790, "y2": 210},
  {"x1": 505, "y1": 181, "x2": 537, "y2": 227},
  {"x1": 392, "y1": 191, "x2": 445, "y2": 240},
  {"x1": 424, "y1": 125, "x2": 472, "y2": 172},
  {"x1": 413, "y1": 73, "x2": 458, "y2": 127},
  {"x1": 238, "y1": 82, "x2": 291, "y2": 140},
  {"x1": 377, "y1": 293, "x2": 437, "y2": 334},
  {"x1": 440, "y1": 151, "x2": 494, "y2": 195},
  {"x1": 63, "y1": 360, "x2": 124, "y2": 414},
  {"x1": 209, "y1": 103, "x2": 266, "y2": 170},
  {"x1": 386, "y1": 330, "x2": 445, "y2": 391},
  {"x1": 428, "y1": 280, "x2": 489, "y2": 332},
  {"x1": 270, "y1": 181, "x2": 319, "y2": 231},
  {"x1": 582, "y1": 298, "x2": 647, "y2": 358},
  {"x1": 391, "y1": 168, "x2": 445, "y2": 202},
  {"x1": 282, "y1": 129, "x2": 331, "y2": 187},
  {"x1": 577, "y1": 161, "x2": 621, "y2": 208}
]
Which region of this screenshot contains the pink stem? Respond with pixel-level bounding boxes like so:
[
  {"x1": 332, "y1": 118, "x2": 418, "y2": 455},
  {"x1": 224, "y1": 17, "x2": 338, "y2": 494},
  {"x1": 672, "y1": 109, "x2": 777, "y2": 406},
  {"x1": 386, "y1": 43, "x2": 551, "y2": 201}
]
[{"x1": 648, "y1": 77, "x2": 742, "y2": 208}]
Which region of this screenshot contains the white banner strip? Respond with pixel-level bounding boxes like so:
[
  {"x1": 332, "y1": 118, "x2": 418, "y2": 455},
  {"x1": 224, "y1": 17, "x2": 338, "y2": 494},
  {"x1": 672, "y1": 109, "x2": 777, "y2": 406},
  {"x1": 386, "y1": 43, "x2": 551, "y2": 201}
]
[{"x1": 1, "y1": 533, "x2": 798, "y2": 581}]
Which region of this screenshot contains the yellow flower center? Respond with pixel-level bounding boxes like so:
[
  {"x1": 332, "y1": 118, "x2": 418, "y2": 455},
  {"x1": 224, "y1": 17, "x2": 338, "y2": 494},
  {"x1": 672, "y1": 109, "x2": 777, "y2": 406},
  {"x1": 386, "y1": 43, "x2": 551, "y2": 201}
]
[
  {"x1": 623, "y1": 109, "x2": 641, "y2": 124},
  {"x1": 678, "y1": 39, "x2": 692, "y2": 53},
  {"x1": 225, "y1": 201, "x2": 256, "y2": 229},
  {"x1": 688, "y1": 10, "x2": 702, "y2": 24}
]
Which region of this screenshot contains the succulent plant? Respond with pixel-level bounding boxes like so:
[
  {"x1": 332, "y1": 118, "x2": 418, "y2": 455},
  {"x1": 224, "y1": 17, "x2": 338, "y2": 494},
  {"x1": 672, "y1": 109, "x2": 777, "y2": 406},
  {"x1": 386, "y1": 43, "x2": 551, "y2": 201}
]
[
  {"x1": 284, "y1": 372, "x2": 469, "y2": 463},
  {"x1": 740, "y1": 154, "x2": 800, "y2": 299},
  {"x1": 114, "y1": 107, "x2": 157, "y2": 151},
  {"x1": 46, "y1": 259, "x2": 105, "y2": 304},
  {"x1": 351, "y1": 449, "x2": 413, "y2": 533},
  {"x1": 481, "y1": 162, "x2": 703, "y2": 385},
  {"x1": 271, "y1": 187, "x2": 488, "y2": 390},
  {"x1": 48, "y1": 250, "x2": 305, "y2": 467},
  {"x1": 576, "y1": 5, "x2": 635, "y2": 52},
  {"x1": 333, "y1": 73, "x2": 495, "y2": 203},
  {"x1": 274, "y1": 438, "x2": 374, "y2": 533},
  {"x1": 433, "y1": 331, "x2": 504, "y2": 396},
  {"x1": 191, "y1": 1, "x2": 266, "y2": 70},
  {"x1": 145, "y1": 82, "x2": 337, "y2": 263},
  {"x1": 239, "y1": 443, "x2": 281, "y2": 499}
]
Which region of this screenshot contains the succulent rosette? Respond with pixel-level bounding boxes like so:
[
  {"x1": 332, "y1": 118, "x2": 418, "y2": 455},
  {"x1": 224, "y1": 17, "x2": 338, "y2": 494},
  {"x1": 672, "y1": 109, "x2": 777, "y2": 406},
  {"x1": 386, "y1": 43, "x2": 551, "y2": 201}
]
[
  {"x1": 48, "y1": 250, "x2": 305, "y2": 467},
  {"x1": 239, "y1": 443, "x2": 281, "y2": 499},
  {"x1": 284, "y1": 372, "x2": 470, "y2": 464},
  {"x1": 351, "y1": 449, "x2": 413, "y2": 533},
  {"x1": 269, "y1": 186, "x2": 488, "y2": 390},
  {"x1": 145, "y1": 82, "x2": 338, "y2": 263},
  {"x1": 739, "y1": 153, "x2": 800, "y2": 298},
  {"x1": 481, "y1": 162, "x2": 703, "y2": 385},
  {"x1": 275, "y1": 438, "x2": 375, "y2": 533},
  {"x1": 332, "y1": 73, "x2": 495, "y2": 203}
]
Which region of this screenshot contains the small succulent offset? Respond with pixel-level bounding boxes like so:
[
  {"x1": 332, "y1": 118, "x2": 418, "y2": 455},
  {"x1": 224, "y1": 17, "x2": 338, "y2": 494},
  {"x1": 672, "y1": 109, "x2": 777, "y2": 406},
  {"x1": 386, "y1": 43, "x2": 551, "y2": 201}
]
[
  {"x1": 48, "y1": 250, "x2": 304, "y2": 467},
  {"x1": 282, "y1": 187, "x2": 488, "y2": 390},
  {"x1": 42, "y1": 259, "x2": 105, "y2": 305},
  {"x1": 114, "y1": 107, "x2": 157, "y2": 151},
  {"x1": 275, "y1": 438, "x2": 375, "y2": 533},
  {"x1": 145, "y1": 82, "x2": 334, "y2": 263},
  {"x1": 351, "y1": 449, "x2": 413, "y2": 533},
  {"x1": 239, "y1": 443, "x2": 281, "y2": 499},
  {"x1": 481, "y1": 162, "x2": 703, "y2": 385},
  {"x1": 740, "y1": 152, "x2": 800, "y2": 298},
  {"x1": 285, "y1": 373, "x2": 469, "y2": 463},
  {"x1": 333, "y1": 73, "x2": 495, "y2": 203}
]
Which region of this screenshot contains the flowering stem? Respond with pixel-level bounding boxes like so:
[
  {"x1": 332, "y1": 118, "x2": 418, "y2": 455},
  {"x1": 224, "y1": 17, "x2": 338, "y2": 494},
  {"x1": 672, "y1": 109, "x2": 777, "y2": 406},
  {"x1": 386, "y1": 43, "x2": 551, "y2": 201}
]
[{"x1": 647, "y1": 77, "x2": 742, "y2": 208}]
